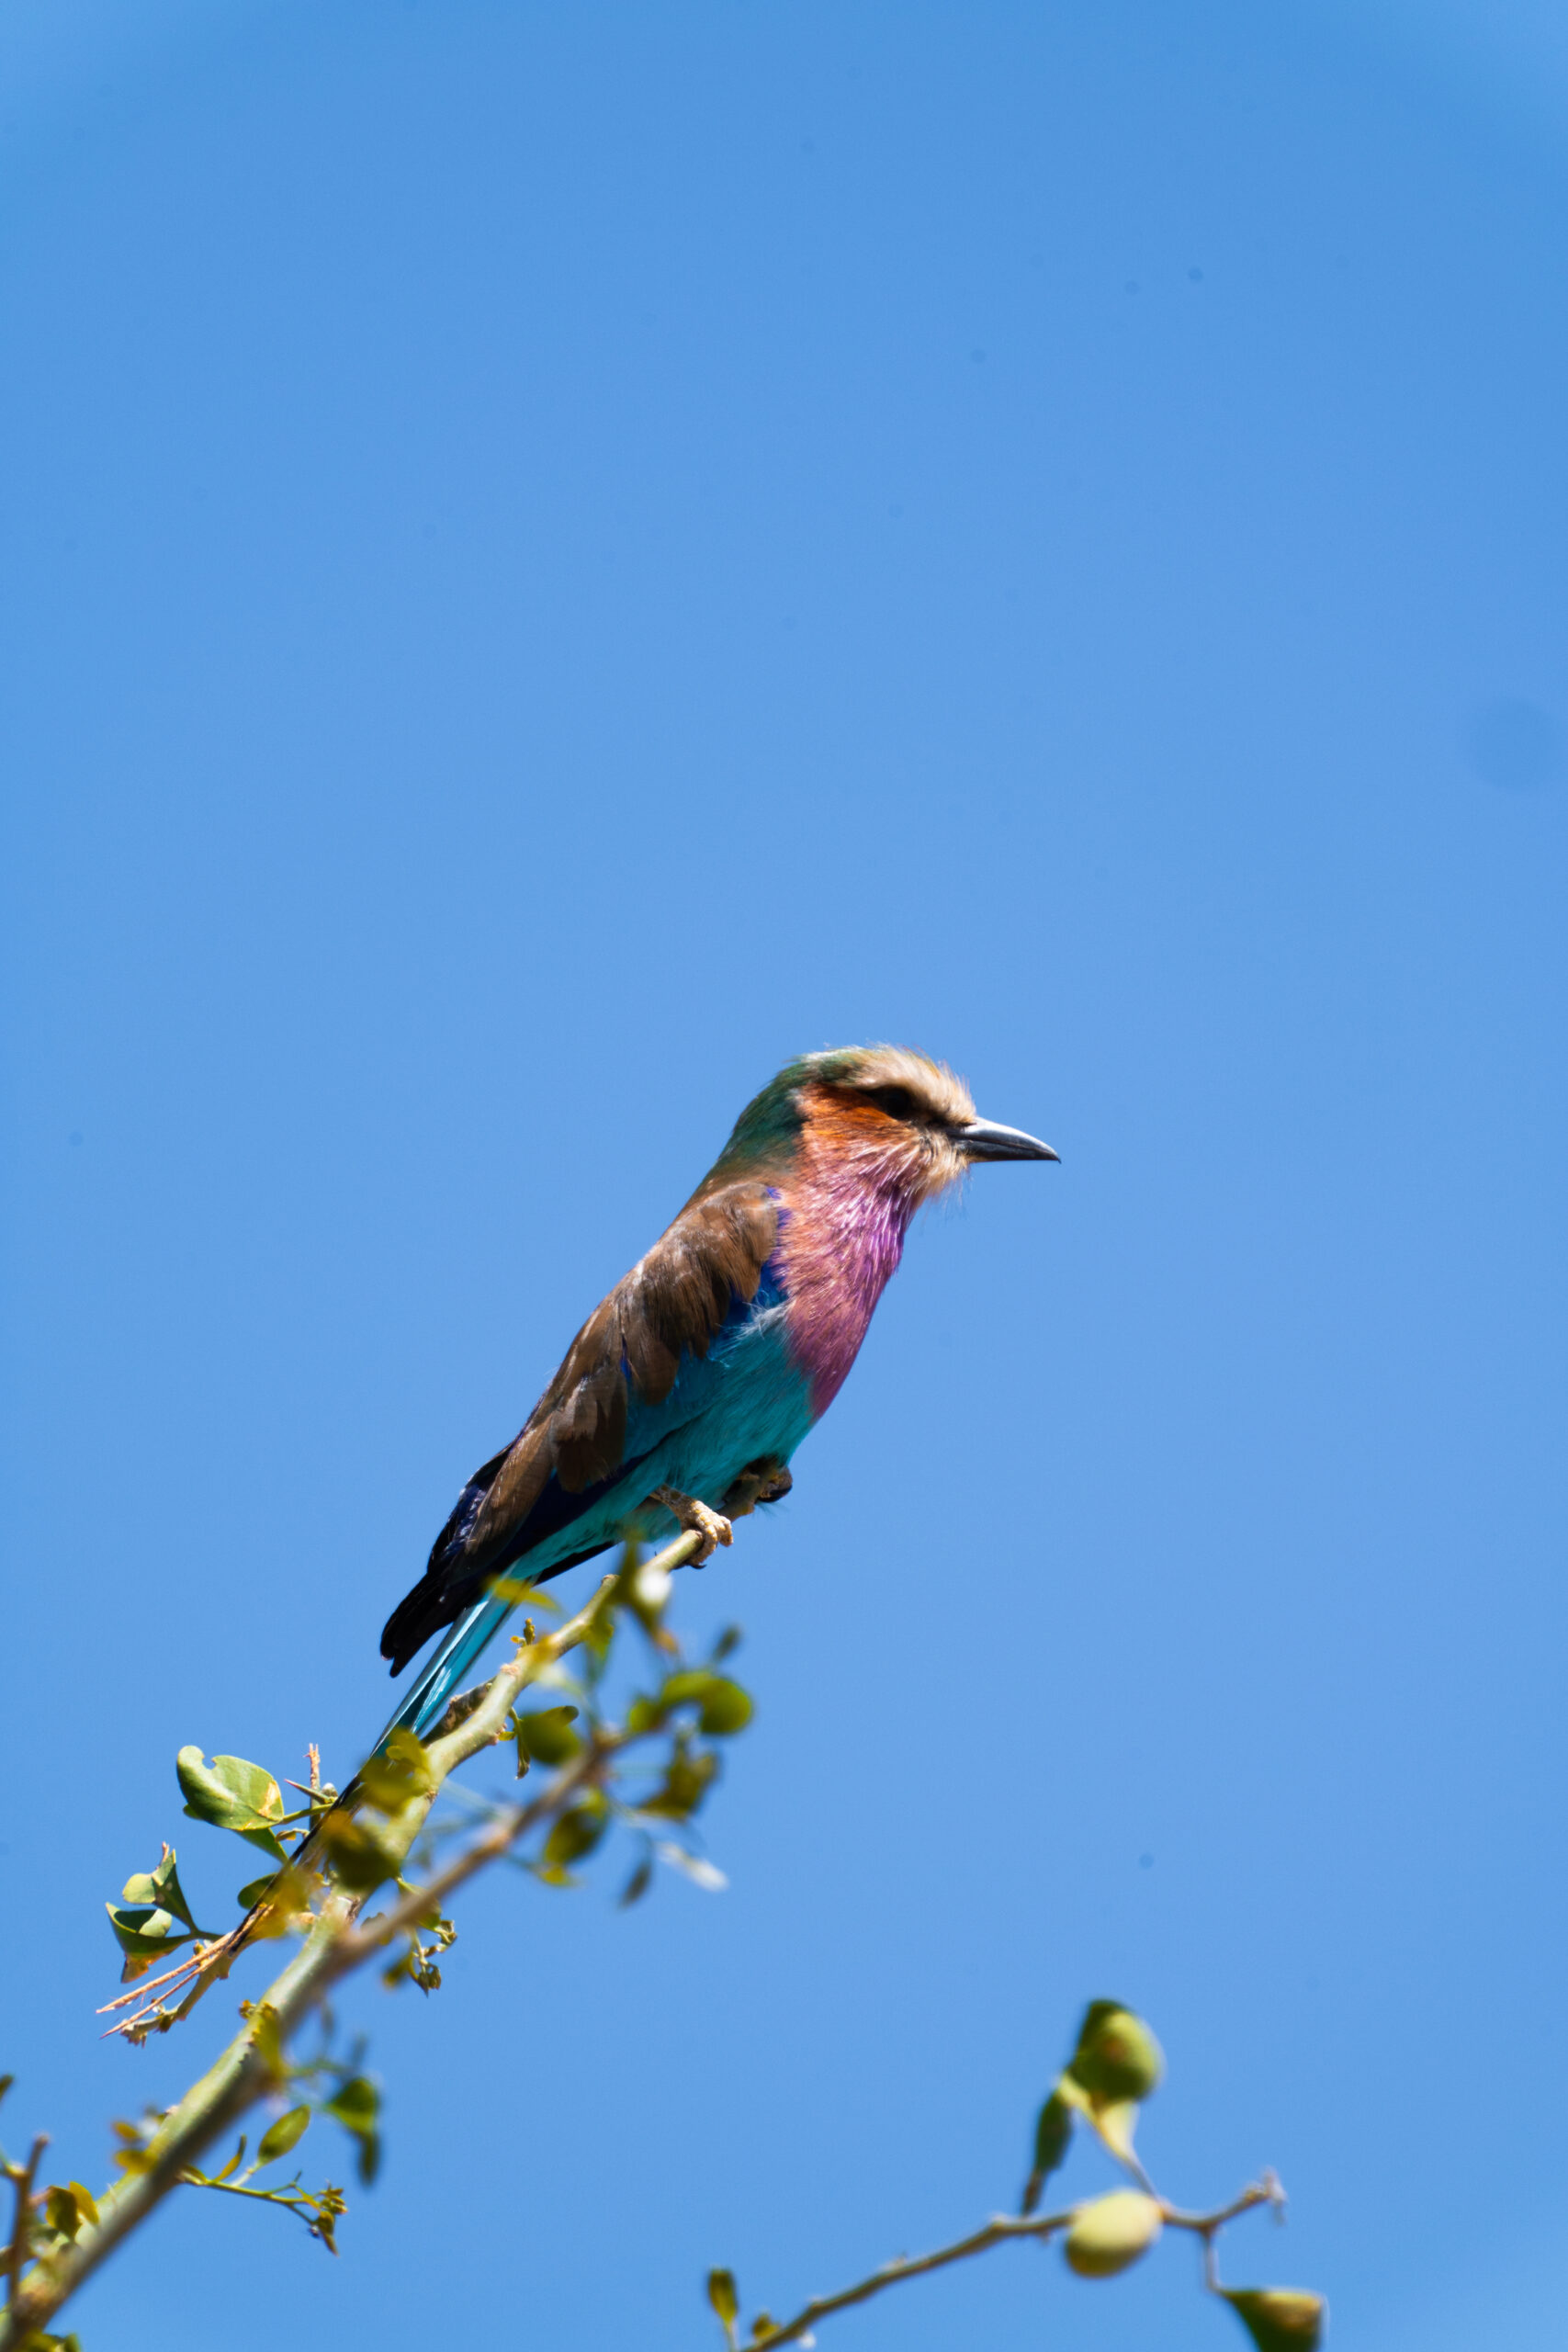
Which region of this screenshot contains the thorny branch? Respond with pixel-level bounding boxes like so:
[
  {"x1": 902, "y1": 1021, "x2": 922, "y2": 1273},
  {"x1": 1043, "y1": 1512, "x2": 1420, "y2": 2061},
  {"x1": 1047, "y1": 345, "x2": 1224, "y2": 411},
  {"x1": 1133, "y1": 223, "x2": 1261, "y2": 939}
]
[{"x1": 0, "y1": 1531, "x2": 707, "y2": 2352}]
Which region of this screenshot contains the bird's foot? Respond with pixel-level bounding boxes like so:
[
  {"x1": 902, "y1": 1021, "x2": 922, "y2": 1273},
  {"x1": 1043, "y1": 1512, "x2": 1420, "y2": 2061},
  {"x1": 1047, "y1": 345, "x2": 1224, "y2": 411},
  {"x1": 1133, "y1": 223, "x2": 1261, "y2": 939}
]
[
  {"x1": 647, "y1": 1484, "x2": 733, "y2": 1564},
  {"x1": 720, "y1": 1455, "x2": 794, "y2": 1520}
]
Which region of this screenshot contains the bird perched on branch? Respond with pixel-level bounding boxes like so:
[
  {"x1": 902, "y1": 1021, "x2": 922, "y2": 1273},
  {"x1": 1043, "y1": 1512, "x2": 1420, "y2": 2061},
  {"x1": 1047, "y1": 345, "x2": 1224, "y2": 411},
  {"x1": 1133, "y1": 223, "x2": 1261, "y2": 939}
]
[{"x1": 382, "y1": 1046, "x2": 1057, "y2": 1737}]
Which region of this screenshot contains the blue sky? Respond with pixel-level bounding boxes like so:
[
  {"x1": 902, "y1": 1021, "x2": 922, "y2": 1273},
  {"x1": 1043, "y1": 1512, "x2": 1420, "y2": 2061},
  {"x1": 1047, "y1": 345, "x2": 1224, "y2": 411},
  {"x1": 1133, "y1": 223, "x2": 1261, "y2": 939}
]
[{"x1": 2, "y1": 5, "x2": 1564, "y2": 2346}]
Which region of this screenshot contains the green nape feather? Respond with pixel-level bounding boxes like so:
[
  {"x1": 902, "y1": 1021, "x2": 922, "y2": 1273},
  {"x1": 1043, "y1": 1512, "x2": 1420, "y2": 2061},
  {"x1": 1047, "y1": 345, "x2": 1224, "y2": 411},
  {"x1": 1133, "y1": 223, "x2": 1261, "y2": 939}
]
[{"x1": 702, "y1": 1046, "x2": 915, "y2": 1188}]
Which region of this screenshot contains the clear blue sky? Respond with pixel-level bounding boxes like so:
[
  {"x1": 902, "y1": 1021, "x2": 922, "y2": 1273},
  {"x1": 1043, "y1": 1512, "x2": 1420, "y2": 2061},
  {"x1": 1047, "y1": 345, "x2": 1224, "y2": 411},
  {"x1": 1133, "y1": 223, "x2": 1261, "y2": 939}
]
[{"x1": 3, "y1": 5, "x2": 1564, "y2": 2346}]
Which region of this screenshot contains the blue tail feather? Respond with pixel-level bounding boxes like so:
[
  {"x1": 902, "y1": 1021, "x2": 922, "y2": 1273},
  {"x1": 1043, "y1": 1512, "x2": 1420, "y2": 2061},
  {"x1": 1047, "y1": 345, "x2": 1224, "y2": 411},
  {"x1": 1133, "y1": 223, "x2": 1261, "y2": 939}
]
[{"x1": 379, "y1": 1590, "x2": 521, "y2": 1746}]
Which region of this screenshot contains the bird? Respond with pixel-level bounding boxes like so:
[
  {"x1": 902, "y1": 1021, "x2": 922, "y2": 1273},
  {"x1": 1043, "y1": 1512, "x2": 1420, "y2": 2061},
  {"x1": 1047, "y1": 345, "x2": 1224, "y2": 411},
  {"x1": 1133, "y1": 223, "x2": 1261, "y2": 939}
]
[{"x1": 381, "y1": 1046, "x2": 1058, "y2": 1740}]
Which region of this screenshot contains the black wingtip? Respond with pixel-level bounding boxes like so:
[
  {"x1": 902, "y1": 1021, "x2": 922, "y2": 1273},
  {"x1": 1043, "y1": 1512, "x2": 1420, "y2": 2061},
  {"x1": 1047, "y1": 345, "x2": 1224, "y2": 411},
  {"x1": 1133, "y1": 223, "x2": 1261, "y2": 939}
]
[{"x1": 380, "y1": 1577, "x2": 451, "y2": 1678}]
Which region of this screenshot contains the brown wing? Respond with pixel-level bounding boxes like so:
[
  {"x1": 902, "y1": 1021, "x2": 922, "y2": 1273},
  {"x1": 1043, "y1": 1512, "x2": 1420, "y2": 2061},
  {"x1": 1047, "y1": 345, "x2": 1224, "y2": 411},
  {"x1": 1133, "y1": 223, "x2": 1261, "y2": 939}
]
[{"x1": 380, "y1": 1181, "x2": 779, "y2": 1668}]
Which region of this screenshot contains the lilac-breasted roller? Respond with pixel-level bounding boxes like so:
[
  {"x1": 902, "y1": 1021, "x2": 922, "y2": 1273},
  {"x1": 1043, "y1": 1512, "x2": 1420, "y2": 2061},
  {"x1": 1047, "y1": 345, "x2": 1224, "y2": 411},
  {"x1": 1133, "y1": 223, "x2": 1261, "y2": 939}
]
[{"x1": 381, "y1": 1046, "x2": 1057, "y2": 1738}]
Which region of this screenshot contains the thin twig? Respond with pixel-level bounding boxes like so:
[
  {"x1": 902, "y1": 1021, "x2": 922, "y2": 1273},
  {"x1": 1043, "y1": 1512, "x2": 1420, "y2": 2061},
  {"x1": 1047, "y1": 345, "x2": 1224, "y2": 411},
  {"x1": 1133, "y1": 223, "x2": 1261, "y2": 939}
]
[
  {"x1": 747, "y1": 2211, "x2": 1075, "y2": 2348},
  {"x1": 745, "y1": 2178, "x2": 1285, "y2": 2351},
  {"x1": 178, "y1": 2171, "x2": 333, "y2": 2235},
  {"x1": 3, "y1": 2136, "x2": 46, "y2": 2313}
]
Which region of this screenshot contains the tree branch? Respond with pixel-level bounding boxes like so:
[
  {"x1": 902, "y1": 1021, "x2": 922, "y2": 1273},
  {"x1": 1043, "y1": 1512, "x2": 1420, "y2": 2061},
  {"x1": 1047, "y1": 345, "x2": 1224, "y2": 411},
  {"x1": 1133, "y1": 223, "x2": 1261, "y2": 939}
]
[
  {"x1": 3, "y1": 2137, "x2": 46, "y2": 2316},
  {"x1": 742, "y1": 2179, "x2": 1283, "y2": 2350},
  {"x1": 0, "y1": 1532, "x2": 705, "y2": 2351},
  {"x1": 746, "y1": 2211, "x2": 1077, "y2": 2347}
]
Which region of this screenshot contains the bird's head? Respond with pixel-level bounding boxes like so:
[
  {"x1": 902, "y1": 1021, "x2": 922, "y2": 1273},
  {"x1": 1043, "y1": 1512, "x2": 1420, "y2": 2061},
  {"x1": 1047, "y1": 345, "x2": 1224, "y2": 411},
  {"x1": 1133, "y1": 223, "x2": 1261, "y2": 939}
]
[{"x1": 704, "y1": 1045, "x2": 1058, "y2": 1207}]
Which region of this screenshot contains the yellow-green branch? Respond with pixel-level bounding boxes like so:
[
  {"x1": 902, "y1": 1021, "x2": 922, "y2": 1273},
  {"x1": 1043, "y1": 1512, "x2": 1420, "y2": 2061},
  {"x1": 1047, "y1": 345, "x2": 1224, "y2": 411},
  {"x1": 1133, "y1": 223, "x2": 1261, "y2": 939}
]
[{"x1": 0, "y1": 1532, "x2": 705, "y2": 2351}]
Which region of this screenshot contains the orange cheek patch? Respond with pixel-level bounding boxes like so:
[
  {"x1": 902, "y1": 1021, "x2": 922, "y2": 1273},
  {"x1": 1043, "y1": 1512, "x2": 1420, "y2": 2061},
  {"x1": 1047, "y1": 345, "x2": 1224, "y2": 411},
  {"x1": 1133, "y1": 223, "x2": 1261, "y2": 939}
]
[{"x1": 797, "y1": 1090, "x2": 958, "y2": 1204}]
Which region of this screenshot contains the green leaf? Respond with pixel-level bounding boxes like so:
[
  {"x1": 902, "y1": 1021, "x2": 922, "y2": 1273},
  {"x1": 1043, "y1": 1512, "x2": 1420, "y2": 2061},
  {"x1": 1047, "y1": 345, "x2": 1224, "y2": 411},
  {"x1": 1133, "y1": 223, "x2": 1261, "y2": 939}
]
[
  {"x1": 43, "y1": 2186, "x2": 82, "y2": 2242},
  {"x1": 581, "y1": 1601, "x2": 615, "y2": 1668},
  {"x1": 176, "y1": 1747, "x2": 289, "y2": 1861},
  {"x1": 707, "y1": 2267, "x2": 740, "y2": 2325},
  {"x1": 1221, "y1": 2289, "x2": 1326, "y2": 2350},
  {"x1": 1063, "y1": 2190, "x2": 1163, "y2": 2278},
  {"x1": 318, "y1": 1810, "x2": 400, "y2": 1894},
  {"x1": 325, "y1": 2075, "x2": 380, "y2": 2186},
  {"x1": 641, "y1": 1740, "x2": 719, "y2": 1821},
  {"x1": 110, "y1": 2119, "x2": 157, "y2": 2177},
  {"x1": 621, "y1": 1546, "x2": 673, "y2": 1625},
  {"x1": 514, "y1": 1706, "x2": 582, "y2": 1767},
  {"x1": 243, "y1": 1862, "x2": 317, "y2": 1938},
  {"x1": 660, "y1": 1669, "x2": 716, "y2": 1709},
  {"x1": 542, "y1": 1792, "x2": 609, "y2": 1876},
  {"x1": 257, "y1": 2106, "x2": 311, "y2": 2165},
  {"x1": 656, "y1": 1669, "x2": 751, "y2": 1735},
  {"x1": 619, "y1": 1853, "x2": 653, "y2": 1906},
  {"x1": 325, "y1": 2075, "x2": 378, "y2": 2133},
  {"x1": 119, "y1": 1844, "x2": 200, "y2": 1931},
  {"x1": 1021, "y1": 2086, "x2": 1075, "y2": 2212},
  {"x1": 237, "y1": 1873, "x2": 279, "y2": 1910},
  {"x1": 357, "y1": 1729, "x2": 435, "y2": 1814},
  {"x1": 484, "y1": 1572, "x2": 560, "y2": 1612},
  {"x1": 249, "y1": 2003, "x2": 286, "y2": 2079},
  {"x1": 66, "y1": 2181, "x2": 99, "y2": 2227},
  {"x1": 1067, "y1": 2002, "x2": 1165, "y2": 2105},
  {"x1": 105, "y1": 1901, "x2": 198, "y2": 1981}
]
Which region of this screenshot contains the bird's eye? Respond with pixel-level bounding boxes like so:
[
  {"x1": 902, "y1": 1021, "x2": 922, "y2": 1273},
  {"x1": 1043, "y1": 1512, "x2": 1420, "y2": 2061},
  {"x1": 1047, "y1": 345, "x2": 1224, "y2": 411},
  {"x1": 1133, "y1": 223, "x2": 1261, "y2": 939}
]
[{"x1": 865, "y1": 1084, "x2": 919, "y2": 1121}]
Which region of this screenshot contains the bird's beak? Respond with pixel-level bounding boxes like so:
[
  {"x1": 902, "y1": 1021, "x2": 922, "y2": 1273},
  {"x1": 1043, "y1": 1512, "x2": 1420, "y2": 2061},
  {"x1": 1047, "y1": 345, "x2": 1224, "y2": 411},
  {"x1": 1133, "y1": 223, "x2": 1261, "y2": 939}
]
[{"x1": 955, "y1": 1118, "x2": 1061, "y2": 1164}]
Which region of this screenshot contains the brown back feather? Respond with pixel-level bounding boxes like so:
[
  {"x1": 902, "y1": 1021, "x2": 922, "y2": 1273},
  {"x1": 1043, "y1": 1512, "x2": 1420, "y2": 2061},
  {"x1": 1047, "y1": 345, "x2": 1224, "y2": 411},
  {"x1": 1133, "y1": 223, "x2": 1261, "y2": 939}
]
[{"x1": 463, "y1": 1180, "x2": 779, "y2": 1556}]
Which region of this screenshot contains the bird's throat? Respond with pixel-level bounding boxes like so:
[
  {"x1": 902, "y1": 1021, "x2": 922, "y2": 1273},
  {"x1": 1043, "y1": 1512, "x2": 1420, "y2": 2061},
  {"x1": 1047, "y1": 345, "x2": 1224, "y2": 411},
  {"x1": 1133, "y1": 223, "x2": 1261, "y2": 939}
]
[{"x1": 778, "y1": 1117, "x2": 925, "y2": 1415}]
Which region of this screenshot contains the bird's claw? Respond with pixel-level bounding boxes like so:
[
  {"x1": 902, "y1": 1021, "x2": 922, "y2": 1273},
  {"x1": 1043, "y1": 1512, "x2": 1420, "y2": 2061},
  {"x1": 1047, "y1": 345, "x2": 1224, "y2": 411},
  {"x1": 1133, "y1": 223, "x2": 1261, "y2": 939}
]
[
  {"x1": 648, "y1": 1485, "x2": 733, "y2": 1564},
  {"x1": 720, "y1": 1455, "x2": 794, "y2": 1520}
]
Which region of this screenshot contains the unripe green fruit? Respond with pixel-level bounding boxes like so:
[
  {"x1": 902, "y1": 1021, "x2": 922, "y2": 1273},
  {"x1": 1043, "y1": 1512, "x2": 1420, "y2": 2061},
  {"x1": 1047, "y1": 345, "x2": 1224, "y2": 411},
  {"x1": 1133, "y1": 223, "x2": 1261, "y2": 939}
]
[
  {"x1": 1068, "y1": 2004, "x2": 1165, "y2": 2103},
  {"x1": 1063, "y1": 2190, "x2": 1163, "y2": 2278},
  {"x1": 1222, "y1": 2288, "x2": 1326, "y2": 2350}
]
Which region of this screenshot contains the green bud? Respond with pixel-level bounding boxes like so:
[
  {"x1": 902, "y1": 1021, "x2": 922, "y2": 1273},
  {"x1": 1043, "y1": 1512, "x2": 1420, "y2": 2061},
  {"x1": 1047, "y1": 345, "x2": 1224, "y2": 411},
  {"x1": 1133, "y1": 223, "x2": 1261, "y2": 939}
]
[
  {"x1": 707, "y1": 2267, "x2": 739, "y2": 2324},
  {"x1": 256, "y1": 2105, "x2": 311, "y2": 2165},
  {"x1": 1067, "y1": 2002, "x2": 1165, "y2": 2104},
  {"x1": 696, "y1": 1677, "x2": 752, "y2": 1736},
  {"x1": 515, "y1": 1706, "x2": 582, "y2": 1766},
  {"x1": 1221, "y1": 2289, "x2": 1326, "y2": 2350},
  {"x1": 1063, "y1": 2190, "x2": 1163, "y2": 2279}
]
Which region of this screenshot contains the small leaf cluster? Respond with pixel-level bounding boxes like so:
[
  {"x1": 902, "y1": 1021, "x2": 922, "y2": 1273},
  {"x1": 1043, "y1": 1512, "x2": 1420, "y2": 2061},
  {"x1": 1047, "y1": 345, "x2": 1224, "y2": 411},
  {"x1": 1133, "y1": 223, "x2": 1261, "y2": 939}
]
[
  {"x1": 1025, "y1": 2002, "x2": 1323, "y2": 2347},
  {"x1": 83, "y1": 1543, "x2": 754, "y2": 2272},
  {"x1": 380, "y1": 1887, "x2": 457, "y2": 1995},
  {"x1": 705, "y1": 2002, "x2": 1325, "y2": 2352},
  {"x1": 500, "y1": 1563, "x2": 752, "y2": 1902},
  {"x1": 173, "y1": 2012, "x2": 383, "y2": 2255},
  {"x1": 105, "y1": 1747, "x2": 339, "y2": 1985},
  {"x1": 1022, "y1": 1996, "x2": 1165, "y2": 2209}
]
